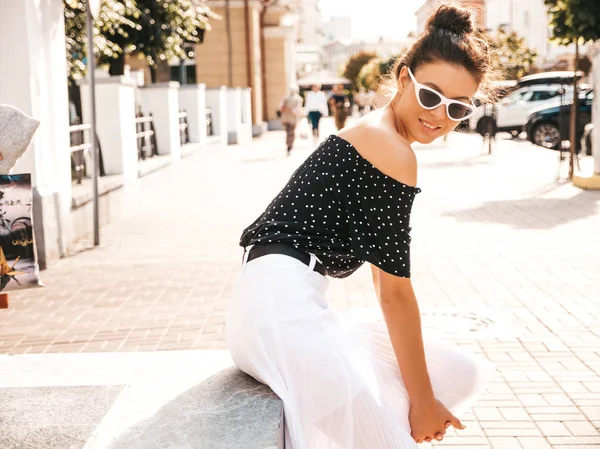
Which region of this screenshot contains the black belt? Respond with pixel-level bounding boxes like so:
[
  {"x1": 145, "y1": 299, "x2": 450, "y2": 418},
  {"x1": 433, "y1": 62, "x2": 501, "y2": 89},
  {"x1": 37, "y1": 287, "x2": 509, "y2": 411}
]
[{"x1": 245, "y1": 243, "x2": 328, "y2": 276}]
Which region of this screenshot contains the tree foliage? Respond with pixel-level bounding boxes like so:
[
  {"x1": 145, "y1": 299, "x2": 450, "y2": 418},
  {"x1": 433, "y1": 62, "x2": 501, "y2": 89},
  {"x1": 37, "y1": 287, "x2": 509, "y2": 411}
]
[
  {"x1": 342, "y1": 51, "x2": 378, "y2": 89},
  {"x1": 357, "y1": 54, "x2": 397, "y2": 91},
  {"x1": 64, "y1": 0, "x2": 140, "y2": 82},
  {"x1": 109, "y1": 0, "x2": 217, "y2": 69},
  {"x1": 487, "y1": 27, "x2": 538, "y2": 80},
  {"x1": 544, "y1": 0, "x2": 600, "y2": 45},
  {"x1": 64, "y1": 0, "x2": 218, "y2": 81}
]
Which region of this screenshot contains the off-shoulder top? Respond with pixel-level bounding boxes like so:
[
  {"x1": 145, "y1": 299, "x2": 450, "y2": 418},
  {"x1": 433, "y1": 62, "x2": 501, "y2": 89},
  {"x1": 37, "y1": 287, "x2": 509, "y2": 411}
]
[{"x1": 240, "y1": 134, "x2": 421, "y2": 278}]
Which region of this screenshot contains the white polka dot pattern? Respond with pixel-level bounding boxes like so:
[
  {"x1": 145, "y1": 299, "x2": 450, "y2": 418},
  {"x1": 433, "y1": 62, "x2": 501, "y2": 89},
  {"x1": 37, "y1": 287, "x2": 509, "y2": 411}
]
[{"x1": 240, "y1": 134, "x2": 421, "y2": 278}]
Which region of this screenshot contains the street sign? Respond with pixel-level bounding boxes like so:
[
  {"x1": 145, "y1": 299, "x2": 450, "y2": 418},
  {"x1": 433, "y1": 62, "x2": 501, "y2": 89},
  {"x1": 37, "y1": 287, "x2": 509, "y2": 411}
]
[{"x1": 89, "y1": 0, "x2": 100, "y2": 18}]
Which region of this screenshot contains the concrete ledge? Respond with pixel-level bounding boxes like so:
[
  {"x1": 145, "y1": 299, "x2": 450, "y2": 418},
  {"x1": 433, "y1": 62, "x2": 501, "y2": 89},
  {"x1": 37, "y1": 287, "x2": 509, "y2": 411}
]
[
  {"x1": 180, "y1": 142, "x2": 202, "y2": 158},
  {"x1": 252, "y1": 122, "x2": 268, "y2": 137},
  {"x1": 71, "y1": 175, "x2": 124, "y2": 209},
  {"x1": 138, "y1": 155, "x2": 172, "y2": 178},
  {"x1": 573, "y1": 173, "x2": 600, "y2": 190},
  {"x1": 206, "y1": 135, "x2": 222, "y2": 146},
  {"x1": 0, "y1": 351, "x2": 284, "y2": 449}
]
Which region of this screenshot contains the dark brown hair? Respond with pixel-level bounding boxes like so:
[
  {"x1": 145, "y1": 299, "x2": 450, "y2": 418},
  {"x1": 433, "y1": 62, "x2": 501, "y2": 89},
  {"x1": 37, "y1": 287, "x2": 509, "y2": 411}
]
[{"x1": 378, "y1": 3, "x2": 498, "y2": 103}]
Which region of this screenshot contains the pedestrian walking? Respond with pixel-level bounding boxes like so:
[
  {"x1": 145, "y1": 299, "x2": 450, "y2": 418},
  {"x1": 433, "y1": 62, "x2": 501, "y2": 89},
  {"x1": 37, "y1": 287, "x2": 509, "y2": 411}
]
[
  {"x1": 227, "y1": 5, "x2": 497, "y2": 448},
  {"x1": 329, "y1": 84, "x2": 350, "y2": 130},
  {"x1": 354, "y1": 86, "x2": 369, "y2": 116},
  {"x1": 278, "y1": 85, "x2": 304, "y2": 156},
  {"x1": 304, "y1": 84, "x2": 329, "y2": 144}
]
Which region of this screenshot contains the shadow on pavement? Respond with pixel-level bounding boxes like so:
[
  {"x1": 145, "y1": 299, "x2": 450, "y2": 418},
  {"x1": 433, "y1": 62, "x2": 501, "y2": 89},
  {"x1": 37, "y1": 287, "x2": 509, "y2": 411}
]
[{"x1": 444, "y1": 190, "x2": 600, "y2": 229}]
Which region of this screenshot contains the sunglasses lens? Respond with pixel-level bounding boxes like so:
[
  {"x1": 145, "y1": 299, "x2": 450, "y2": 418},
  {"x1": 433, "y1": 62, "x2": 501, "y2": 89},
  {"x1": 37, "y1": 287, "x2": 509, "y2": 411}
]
[
  {"x1": 418, "y1": 89, "x2": 442, "y2": 108},
  {"x1": 448, "y1": 103, "x2": 474, "y2": 120}
]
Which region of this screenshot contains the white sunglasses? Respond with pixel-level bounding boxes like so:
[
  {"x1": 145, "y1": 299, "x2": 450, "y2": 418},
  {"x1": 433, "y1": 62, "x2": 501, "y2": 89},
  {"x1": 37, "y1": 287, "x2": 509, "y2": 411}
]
[{"x1": 407, "y1": 67, "x2": 476, "y2": 121}]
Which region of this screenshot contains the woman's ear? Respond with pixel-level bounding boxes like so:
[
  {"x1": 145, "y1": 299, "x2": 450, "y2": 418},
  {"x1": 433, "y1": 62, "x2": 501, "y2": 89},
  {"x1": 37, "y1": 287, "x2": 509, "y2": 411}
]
[{"x1": 397, "y1": 66, "x2": 409, "y2": 94}]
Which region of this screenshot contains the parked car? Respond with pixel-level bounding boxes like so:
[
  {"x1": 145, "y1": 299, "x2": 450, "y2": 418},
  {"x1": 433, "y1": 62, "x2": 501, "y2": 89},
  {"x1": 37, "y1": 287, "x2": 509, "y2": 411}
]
[
  {"x1": 525, "y1": 88, "x2": 594, "y2": 151},
  {"x1": 582, "y1": 123, "x2": 594, "y2": 156},
  {"x1": 515, "y1": 71, "x2": 582, "y2": 88},
  {"x1": 469, "y1": 84, "x2": 573, "y2": 136}
]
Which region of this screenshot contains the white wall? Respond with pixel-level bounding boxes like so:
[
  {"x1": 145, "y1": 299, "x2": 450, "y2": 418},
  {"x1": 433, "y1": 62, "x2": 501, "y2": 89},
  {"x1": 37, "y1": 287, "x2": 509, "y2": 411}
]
[{"x1": 0, "y1": 0, "x2": 73, "y2": 264}]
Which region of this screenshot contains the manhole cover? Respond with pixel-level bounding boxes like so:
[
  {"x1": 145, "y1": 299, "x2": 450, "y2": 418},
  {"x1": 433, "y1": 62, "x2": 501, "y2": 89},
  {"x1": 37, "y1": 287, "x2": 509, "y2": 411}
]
[
  {"x1": 421, "y1": 310, "x2": 495, "y2": 334},
  {"x1": 343, "y1": 307, "x2": 516, "y2": 338}
]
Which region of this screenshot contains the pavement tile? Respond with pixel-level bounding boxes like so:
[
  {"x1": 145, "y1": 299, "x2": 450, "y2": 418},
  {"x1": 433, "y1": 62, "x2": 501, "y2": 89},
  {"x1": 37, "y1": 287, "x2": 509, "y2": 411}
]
[{"x1": 1, "y1": 127, "x2": 600, "y2": 447}]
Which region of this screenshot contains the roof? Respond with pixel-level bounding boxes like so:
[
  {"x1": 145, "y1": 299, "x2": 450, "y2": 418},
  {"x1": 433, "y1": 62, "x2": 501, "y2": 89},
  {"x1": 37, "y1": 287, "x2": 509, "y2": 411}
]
[
  {"x1": 296, "y1": 70, "x2": 351, "y2": 87},
  {"x1": 518, "y1": 71, "x2": 584, "y2": 83}
]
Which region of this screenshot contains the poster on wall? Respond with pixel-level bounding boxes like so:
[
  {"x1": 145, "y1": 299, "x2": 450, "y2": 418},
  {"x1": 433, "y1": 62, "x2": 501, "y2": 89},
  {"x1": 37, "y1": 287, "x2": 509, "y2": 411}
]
[{"x1": 0, "y1": 174, "x2": 43, "y2": 292}]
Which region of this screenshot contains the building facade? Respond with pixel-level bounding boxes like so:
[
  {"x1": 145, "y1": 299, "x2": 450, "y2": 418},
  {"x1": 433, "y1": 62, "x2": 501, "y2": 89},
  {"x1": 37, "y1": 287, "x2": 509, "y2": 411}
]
[
  {"x1": 194, "y1": 0, "x2": 300, "y2": 126},
  {"x1": 322, "y1": 38, "x2": 415, "y2": 74},
  {"x1": 485, "y1": 0, "x2": 590, "y2": 70},
  {"x1": 321, "y1": 16, "x2": 352, "y2": 43},
  {"x1": 294, "y1": 0, "x2": 324, "y2": 79}
]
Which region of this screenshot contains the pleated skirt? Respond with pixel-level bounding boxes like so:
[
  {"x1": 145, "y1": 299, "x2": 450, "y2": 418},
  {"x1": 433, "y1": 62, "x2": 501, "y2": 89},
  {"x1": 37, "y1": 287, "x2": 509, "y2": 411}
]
[{"x1": 226, "y1": 254, "x2": 495, "y2": 449}]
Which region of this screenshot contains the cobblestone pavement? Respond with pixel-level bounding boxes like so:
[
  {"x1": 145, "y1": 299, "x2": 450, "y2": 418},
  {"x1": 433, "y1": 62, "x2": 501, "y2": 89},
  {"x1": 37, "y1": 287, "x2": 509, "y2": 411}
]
[{"x1": 1, "y1": 118, "x2": 600, "y2": 448}]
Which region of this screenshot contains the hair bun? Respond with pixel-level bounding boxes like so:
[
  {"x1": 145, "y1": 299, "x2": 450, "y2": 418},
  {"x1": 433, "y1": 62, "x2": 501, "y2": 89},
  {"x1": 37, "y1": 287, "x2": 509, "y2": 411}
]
[{"x1": 427, "y1": 4, "x2": 474, "y2": 36}]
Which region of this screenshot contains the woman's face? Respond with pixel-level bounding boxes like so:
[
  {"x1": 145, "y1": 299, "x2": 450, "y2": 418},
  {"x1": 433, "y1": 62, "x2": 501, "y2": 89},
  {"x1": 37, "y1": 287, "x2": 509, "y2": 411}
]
[{"x1": 395, "y1": 61, "x2": 479, "y2": 144}]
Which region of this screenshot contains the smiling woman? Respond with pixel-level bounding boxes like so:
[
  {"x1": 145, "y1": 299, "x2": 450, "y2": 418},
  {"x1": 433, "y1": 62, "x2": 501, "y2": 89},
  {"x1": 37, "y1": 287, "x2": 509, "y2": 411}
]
[{"x1": 227, "y1": 4, "x2": 498, "y2": 449}]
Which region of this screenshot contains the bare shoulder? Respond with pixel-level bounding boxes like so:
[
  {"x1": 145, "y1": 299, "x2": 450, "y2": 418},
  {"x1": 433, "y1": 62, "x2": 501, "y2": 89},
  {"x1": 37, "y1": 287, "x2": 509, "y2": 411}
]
[{"x1": 337, "y1": 119, "x2": 418, "y2": 188}]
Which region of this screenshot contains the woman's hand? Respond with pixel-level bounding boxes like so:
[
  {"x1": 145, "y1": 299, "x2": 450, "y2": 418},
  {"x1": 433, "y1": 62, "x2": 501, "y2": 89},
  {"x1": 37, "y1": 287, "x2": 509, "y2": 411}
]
[{"x1": 409, "y1": 399, "x2": 465, "y2": 444}]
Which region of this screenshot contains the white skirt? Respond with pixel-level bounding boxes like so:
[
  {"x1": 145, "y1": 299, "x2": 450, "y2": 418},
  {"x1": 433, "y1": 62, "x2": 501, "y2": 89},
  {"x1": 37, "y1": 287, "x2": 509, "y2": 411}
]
[{"x1": 226, "y1": 253, "x2": 496, "y2": 449}]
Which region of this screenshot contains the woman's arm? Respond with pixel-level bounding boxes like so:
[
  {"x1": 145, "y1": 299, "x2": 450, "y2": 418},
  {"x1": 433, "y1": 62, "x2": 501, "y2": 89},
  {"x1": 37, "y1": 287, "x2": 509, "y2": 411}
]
[{"x1": 372, "y1": 265, "x2": 436, "y2": 408}]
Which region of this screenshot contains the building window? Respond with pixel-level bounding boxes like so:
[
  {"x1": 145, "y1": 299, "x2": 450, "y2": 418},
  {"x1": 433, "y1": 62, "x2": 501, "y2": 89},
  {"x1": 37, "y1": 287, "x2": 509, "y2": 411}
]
[{"x1": 170, "y1": 64, "x2": 197, "y2": 85}]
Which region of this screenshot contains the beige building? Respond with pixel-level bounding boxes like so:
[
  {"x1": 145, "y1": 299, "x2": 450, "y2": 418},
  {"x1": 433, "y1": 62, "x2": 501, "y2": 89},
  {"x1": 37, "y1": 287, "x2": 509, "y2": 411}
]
[{"x1": 194, "y1": 0, "x2": 300, "y2": 129}]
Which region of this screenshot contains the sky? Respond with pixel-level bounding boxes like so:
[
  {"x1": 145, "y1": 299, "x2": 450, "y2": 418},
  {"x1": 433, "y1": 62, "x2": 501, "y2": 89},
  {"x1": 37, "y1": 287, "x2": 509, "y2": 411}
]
[{"x1": 317, "y1": 0, "x2": 427, "y2": 41}]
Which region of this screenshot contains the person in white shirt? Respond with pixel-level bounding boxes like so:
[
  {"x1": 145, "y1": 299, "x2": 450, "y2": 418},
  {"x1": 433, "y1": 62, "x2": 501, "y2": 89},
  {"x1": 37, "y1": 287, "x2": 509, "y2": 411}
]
[{"x1": 304, "y1": 84, "x2": 329, "y2": 143}]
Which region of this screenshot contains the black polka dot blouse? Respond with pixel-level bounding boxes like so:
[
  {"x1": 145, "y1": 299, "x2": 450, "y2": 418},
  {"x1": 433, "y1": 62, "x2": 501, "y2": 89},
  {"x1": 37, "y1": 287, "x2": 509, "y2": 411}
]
[{"x1": 240, "y1": 134, "x2": 421, "y2": 278}]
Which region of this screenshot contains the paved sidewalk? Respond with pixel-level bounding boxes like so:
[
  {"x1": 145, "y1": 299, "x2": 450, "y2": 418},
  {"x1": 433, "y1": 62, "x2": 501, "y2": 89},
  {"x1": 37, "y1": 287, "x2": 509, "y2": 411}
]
[{"x1": 1, "y1": 120, "x2": 600, "y2": 448}]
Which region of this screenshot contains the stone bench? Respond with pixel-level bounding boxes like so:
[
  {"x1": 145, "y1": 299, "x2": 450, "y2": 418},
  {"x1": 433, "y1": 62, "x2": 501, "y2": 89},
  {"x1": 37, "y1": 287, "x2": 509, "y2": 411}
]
[
  {"x1": 0, "y1": 352, "x2": 284, "y2": 449},
  {"x1": 107, "y1": 367, "x2": 285, "y2": 449}
]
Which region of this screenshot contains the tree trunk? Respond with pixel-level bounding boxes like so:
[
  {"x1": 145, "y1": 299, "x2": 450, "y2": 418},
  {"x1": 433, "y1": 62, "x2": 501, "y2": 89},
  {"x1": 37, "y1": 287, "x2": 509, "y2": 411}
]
[
  {"x1": 150, "y1": 65, "x2": 158, "y2": 84},
  {"x1": 569, "y1": 39, "x2": 579, "y2": 180},
  {"x1": 108, "y1": 53, "x2": 126, "y2": 76}
]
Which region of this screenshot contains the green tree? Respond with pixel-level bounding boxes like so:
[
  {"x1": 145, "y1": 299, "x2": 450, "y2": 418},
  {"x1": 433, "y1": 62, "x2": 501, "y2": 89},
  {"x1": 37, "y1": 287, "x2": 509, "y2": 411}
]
[
  {"x1": 544, "y1": 0, "x2": 600, "y2": 46},
  {"x1": 342, "y1": 51, "x2": 378, "y2": 89},
  {"x1": 544, "y1": 0, "x2": 600, "y2": 178},
  {"x1": 357, "y1": 58, "x2": 382, "y2": 91},
  {"x1": 64, "y1": 0, "x2": 217, "y2": 82},
  {"x1": 64, "y1": 0, "x2": 140, "y2": 83},
  {"x1": 487, "y1": 27, "x2": 538, "y2": 80},
  {"x1": 357, "y1": 54, "x2": 397, "y2": 91},
  {"x1": 105, "y1": 0, "x2": 217, "y2": 80},
  {"x1": 356, "y1": 55, "x2": 393, "y2": 90}
]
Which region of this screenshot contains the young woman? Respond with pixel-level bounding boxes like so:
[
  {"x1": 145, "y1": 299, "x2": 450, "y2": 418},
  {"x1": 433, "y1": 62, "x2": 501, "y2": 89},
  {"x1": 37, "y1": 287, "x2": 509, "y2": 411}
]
[
  {"x1": 329, "y1": 84, "x2": 350, "y2": 130},
  {"x1": 227, "y1": 5, "x2": 497, "y2": 448},
  {"x1": 279, "y1": 85, "x2": 305, "y2": 156},
  {"x1": 304, "y1": 84, "x2": 329, "y2": 143}
]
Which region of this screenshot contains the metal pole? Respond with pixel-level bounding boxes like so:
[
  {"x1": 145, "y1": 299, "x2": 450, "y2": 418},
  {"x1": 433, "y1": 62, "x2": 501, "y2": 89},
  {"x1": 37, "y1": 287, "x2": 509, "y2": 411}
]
[
  {"x1": 568, "y1": 39, "x2": 579, "y2": 180},
  {"x1": 86, "y1": 1, "x2": 100, "y2": 246}
]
